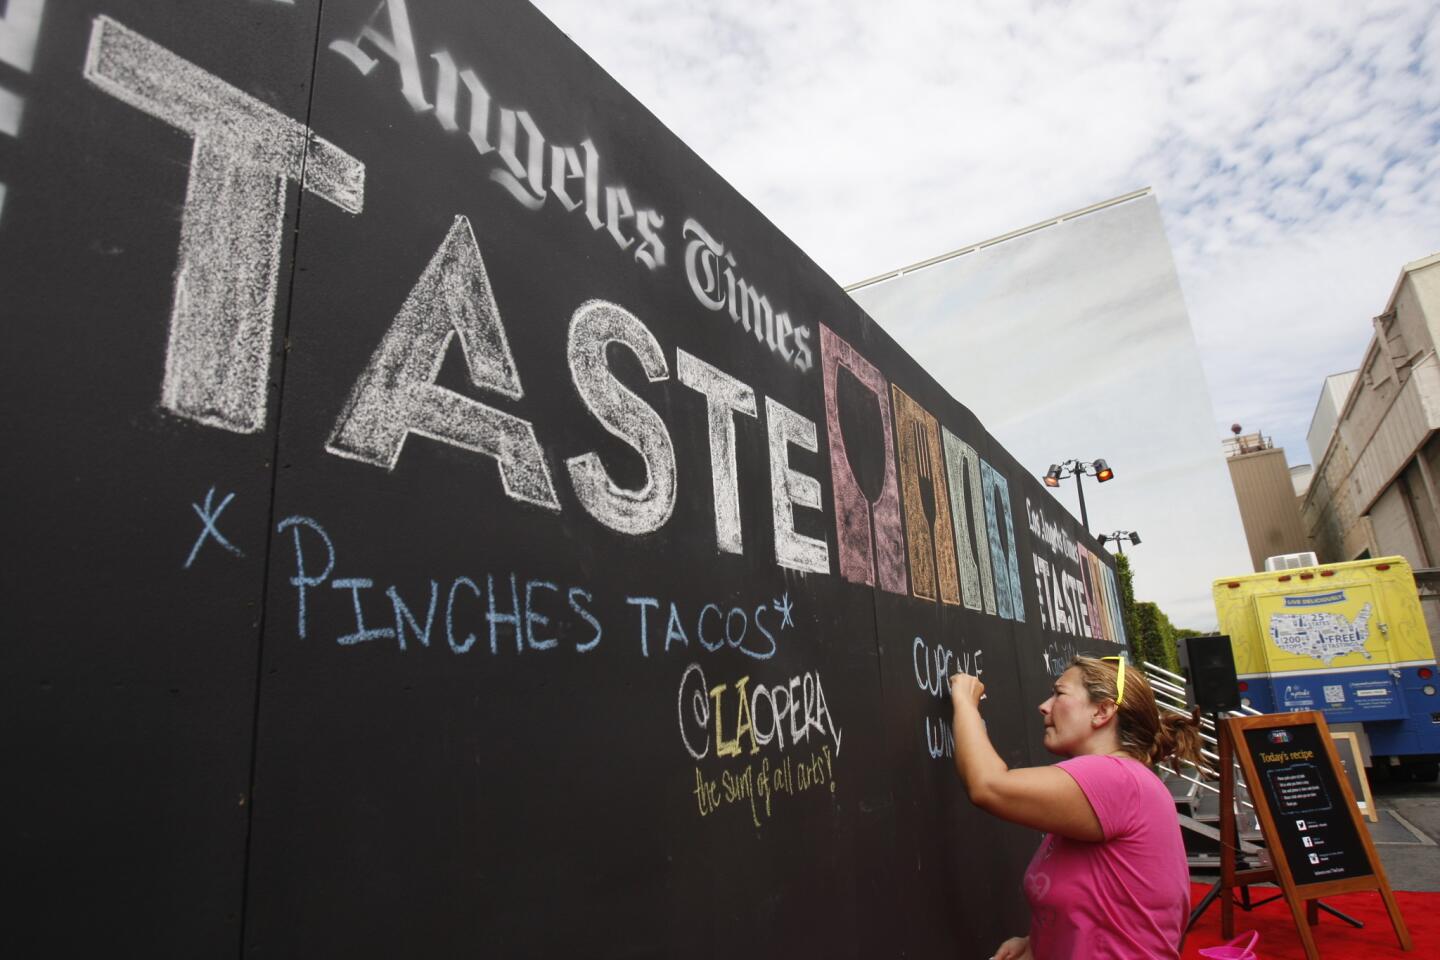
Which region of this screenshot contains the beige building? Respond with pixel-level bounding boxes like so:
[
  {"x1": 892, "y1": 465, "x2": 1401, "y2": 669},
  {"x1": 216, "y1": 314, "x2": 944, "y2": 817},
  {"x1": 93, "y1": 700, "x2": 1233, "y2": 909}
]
[
  {"x1": 1302, "y1": 252, "x2": 1440, "y2": 646},
  {"x1": 1304, "y1": 253, "x2": 1440, "y2": 562},
  {"x1": 1303, "y1": 371, "x2": 1374, "y2": 562},
  {"x1": 1224, "y1": 431, "x2": 1311, "y2": 571}
]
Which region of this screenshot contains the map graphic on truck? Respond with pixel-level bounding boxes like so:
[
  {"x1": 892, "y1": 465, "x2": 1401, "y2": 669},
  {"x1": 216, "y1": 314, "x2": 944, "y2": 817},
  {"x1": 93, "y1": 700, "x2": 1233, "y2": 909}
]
[
  {"x1": 1214, "y1": 558, "x2": 1440, "y2": 780},
  {"x1": 1269, "y1": 599, "x2": 1372, "y2": 665}
]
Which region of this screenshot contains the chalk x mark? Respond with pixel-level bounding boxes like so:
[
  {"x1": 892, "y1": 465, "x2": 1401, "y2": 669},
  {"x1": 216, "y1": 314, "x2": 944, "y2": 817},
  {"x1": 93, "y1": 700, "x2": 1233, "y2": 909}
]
[{"x1": 185, "y1": 486, "x2": 243, "y2": 568}]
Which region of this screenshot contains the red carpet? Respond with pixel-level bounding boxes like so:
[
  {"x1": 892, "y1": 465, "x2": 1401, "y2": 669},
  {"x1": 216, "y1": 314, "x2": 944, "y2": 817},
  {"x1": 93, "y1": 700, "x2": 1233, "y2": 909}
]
[{"x1": 1182, "y1": 882, "x2": 1440, "y2": 959}]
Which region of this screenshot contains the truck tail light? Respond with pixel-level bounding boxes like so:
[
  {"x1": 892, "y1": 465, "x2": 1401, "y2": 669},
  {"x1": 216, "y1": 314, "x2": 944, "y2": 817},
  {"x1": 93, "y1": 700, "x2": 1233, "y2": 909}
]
[
  {"x1": 1377, "y1": 563, "x2": 1391, "y2": 571},
  {"x1": 1320, "y1": 570, "x2": 1335, "y2": 577},
  {"x1": 1227, "y1": 582, "x2": 1240, "y2": 589},
  {"x1": 1278, "y1": 575, "x2": 1292, "y2": 582},
  {"x1": 1238, "y1": 681, "x2": 1249, "y2": 692},
  {"x1": 1299, "y1": 572, "x2": 1314, "y2": 580},
  {"x1": 1420, "y1": 667, "x2": 1434, "y2": 680}
]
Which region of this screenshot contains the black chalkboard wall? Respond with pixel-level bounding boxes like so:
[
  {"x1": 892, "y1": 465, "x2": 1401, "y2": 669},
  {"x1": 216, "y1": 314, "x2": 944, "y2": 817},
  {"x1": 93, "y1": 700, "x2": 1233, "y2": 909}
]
[{"x1": 1, "y1": 2, "x2": 1127, "y2": 956}]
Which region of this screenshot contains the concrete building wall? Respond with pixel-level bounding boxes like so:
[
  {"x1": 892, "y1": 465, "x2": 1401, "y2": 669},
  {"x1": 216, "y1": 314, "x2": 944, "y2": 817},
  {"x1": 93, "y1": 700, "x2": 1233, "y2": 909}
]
[
  {"x1": 1371, "y1": 484, "x2": 1424, "y2": 562},
  {"x1": 1352, "y1": 358, "x2": 1440, "y2": 509},
  {"x1": 1308, "y1": 371, "x2": 1358, "y2": 469},
  {"x1": 1406, "y1": 251, "x2": 1440, "y2": 345},
  {"x1": 1301, "y1": 252, "x2": 1440, "y2": 659},
  {"x1": 1303, "y1": 412, "x2": 1377, "y2": 563},
  {"x1": 1228, "y1": 446, "x2": 1312, "y2": 571}
]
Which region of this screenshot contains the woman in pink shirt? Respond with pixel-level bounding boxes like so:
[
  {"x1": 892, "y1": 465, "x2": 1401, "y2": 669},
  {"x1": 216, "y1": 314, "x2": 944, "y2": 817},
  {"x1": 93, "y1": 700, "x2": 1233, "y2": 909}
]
[{"x1": 949, "y1": 656, "x2": 1203, "y2": 960}]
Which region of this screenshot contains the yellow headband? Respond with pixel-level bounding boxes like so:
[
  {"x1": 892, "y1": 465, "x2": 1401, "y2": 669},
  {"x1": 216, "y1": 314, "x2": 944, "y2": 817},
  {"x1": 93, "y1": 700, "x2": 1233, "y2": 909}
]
[{"x1": 1101, "y1": 654, "x2": 1126, "y2": 705}]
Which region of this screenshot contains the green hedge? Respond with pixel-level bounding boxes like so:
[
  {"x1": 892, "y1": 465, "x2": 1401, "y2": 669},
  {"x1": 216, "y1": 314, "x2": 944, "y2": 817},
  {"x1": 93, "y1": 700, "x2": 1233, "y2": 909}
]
[{"x1": 1115, "y1": 553, "x2": 1181, "y2": 672}]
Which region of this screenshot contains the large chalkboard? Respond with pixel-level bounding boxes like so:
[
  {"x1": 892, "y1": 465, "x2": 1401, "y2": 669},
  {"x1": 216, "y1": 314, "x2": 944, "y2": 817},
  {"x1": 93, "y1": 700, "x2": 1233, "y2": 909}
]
[{"x1": 2, "y1": 2, "x2": 1125, "y2": 956}]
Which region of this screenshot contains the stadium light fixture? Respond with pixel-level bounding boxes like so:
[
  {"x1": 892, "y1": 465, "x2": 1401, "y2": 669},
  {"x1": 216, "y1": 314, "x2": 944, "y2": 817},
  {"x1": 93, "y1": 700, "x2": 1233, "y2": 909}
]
[{"x1": 1039, "y1": 459, "x2": 1116, "y2": 534}]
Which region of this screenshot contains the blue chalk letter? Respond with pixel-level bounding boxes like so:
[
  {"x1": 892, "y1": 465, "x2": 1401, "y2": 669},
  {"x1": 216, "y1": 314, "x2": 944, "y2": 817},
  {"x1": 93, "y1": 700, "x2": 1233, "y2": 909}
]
[
  {"x1": 333, "y1": 578, "x2": 396, "y2": 646},
  {"x1": 276, "y1": 515, "x2": 335, "y2": 639}
]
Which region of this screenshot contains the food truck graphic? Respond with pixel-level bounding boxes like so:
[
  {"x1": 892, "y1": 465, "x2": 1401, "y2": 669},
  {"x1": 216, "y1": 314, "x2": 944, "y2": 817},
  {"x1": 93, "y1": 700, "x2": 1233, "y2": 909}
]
[{"x1": 1213, "y1": 556, "x2": 1440, "y2": 781}]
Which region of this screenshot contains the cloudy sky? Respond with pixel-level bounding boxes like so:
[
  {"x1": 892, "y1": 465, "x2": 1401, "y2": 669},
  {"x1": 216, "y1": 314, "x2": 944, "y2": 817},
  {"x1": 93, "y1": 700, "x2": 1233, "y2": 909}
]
[{"x1": 530, "y1": 0, "x2": 1440, "y2": 617}]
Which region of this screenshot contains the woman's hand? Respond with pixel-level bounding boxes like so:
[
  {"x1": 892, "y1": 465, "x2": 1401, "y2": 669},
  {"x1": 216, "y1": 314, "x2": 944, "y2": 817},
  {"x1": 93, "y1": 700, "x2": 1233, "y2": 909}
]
[
  {"x1": 991, "y1": 935, "x2": 1032, "y2": 960},
  {"x1": 948, "y1": 672, "x2": 985, "y2": 709}
]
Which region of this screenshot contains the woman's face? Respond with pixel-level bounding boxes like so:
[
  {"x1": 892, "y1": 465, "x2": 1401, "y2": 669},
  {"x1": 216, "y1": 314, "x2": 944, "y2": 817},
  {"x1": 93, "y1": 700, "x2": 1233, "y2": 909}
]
[{"x1": 1038, "y1": 667, "x2": 1097, "y2": 757}]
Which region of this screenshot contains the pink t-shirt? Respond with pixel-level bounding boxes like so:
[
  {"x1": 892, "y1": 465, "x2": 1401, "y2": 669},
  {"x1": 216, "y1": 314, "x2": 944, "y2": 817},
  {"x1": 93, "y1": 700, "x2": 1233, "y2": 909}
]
[{"x1": 1023, "y1": 755, "x2": 1189, "y2": 959}]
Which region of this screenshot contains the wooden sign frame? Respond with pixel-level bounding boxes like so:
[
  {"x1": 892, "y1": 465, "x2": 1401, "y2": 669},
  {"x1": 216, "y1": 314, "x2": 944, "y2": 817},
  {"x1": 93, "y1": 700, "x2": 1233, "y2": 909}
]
[
  {"x1": 1219, "y1": 712, "x2": 1410, "y2": 958},
  {"x1": 1329, "y1": 731, "x2": 1379, "y2": 823}
]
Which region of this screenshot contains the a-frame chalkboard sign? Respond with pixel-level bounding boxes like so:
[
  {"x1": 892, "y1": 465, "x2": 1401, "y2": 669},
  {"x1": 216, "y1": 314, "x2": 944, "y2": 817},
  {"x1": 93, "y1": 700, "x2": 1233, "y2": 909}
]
[{"x1": 1217, "y1": 711, "x2": 1411, "y2": 958}]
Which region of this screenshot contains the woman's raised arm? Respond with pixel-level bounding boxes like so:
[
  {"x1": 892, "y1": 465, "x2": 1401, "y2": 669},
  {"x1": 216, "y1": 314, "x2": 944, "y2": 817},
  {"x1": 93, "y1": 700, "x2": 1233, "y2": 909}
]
[{"x1": 948, "y1": 673, "x2": 1103, "y2": 842}]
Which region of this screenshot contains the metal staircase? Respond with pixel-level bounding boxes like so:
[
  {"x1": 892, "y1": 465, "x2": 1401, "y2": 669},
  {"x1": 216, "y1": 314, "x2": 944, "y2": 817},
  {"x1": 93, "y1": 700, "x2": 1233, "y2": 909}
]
[{"x1": 1141, "y1": 661, "x2": 1270, "y2": 870}]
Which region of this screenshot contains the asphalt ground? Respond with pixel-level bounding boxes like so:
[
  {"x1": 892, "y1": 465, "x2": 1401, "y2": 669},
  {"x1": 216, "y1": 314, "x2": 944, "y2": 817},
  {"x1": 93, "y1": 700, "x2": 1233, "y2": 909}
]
[{"x1": 1369, "y1": 776, "x2": 1440, "y2": 893}]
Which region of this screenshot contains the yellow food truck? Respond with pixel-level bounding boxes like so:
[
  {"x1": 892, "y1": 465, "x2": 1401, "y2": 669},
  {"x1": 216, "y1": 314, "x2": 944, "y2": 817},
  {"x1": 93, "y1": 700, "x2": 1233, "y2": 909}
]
[{"x1": 1213, "y1": 555, "x2": 1440, "y2": 781}]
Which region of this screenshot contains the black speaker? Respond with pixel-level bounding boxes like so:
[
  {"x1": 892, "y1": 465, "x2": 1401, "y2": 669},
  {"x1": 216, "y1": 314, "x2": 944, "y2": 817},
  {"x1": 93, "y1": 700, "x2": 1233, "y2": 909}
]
[{"x1": 1178, "y1": 634, "x2": 1240, "y2": 713}]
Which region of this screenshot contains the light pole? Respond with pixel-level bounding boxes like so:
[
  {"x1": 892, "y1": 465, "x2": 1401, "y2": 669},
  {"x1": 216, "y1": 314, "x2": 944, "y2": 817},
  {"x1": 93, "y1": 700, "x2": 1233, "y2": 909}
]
[
  {"x1": 1098, "y1": 531, "x2": 1141, "y2": 554},
  {"x1": 1042, "y1": 458, "x2": 1114, "y2": 534}
]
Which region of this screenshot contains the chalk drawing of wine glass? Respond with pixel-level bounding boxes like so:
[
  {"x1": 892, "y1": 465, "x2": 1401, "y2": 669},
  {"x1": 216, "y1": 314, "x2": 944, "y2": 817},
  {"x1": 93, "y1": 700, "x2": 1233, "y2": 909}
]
[{"x1": 835, "y1": 364, "x2": 886, "y2": 580}]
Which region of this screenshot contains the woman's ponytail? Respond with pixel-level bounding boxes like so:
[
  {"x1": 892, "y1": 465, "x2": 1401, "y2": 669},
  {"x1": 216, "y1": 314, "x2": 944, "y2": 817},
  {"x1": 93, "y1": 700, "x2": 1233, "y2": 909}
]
[{"x1": 1150, "y1": 708, "x2": 1204, "y2": 769}]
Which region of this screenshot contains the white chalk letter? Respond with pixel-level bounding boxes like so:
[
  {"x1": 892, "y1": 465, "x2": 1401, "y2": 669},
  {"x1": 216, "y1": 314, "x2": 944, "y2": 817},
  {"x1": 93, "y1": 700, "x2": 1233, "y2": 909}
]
[
  {"x1": 566, "y1": 301, "x2": 675, "y2": 535},
  {"x1": 327, "y1": 216, "x2": 559, "y2": 510},
  {"x1": 676, "y1": 351, "x2": 757, "y2": 554},
  {"x1": 766, "y1": 397, "x2": 829, "y2": 573},
  {"x1": 83, "y1": 17, "x2": 365, "y2": 434}
]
